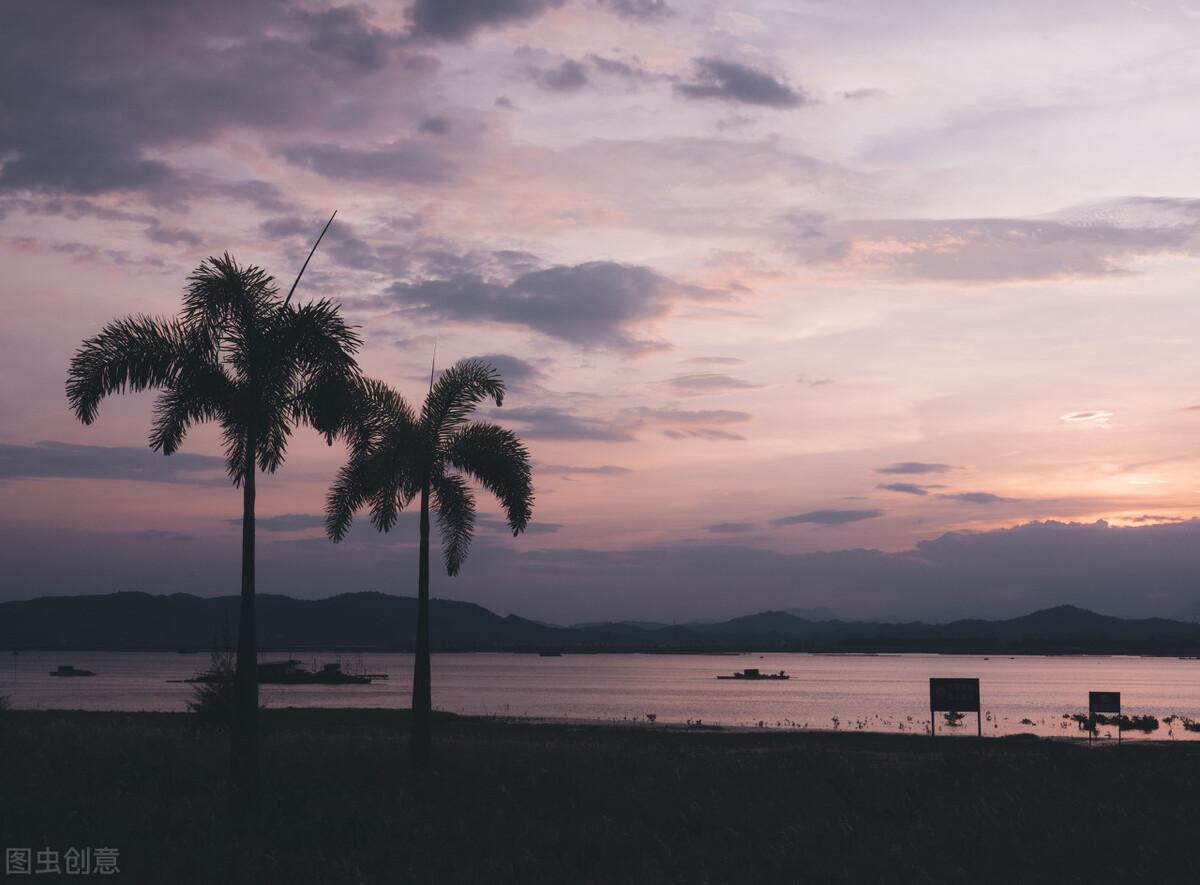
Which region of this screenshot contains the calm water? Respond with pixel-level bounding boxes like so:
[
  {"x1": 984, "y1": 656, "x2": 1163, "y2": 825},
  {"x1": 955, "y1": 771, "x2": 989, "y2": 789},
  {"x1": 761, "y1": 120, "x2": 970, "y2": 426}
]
[{"x1": 4, "y1": 651, "x2": 1199, "y2": 740}]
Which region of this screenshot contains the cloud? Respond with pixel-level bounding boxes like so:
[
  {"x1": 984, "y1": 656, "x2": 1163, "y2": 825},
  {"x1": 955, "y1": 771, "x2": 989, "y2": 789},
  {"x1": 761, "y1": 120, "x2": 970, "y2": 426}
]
[
  {"x1": 663, "y1": 373, "x2": 761, "y2": 396},
  {"x1": 594, "y1": 0, "x2": 672, "y2": 19},
  {"x1": 407, "y1": 0, "x2": 567, "y2": 41},
  {"x1": 385, "y1": 261, "x2": 686, "y2": 351},
  {"x1": 1060, "y1": 410, "x2": 1112, "y2": 424},
  {"x1": 0, "y1": 441, "x2": 226, "y2": 484},
  {"x1": 876, "y1": 462, "x2": 955, "y2": 475},
  {"x1": 676, "y1": 58, "x2": 808, "y2": 109},
  {"x1": 0, "y1": 1, "x2": 418, "y2": 197},
  {"x1": 235, "y1": 514, "x2": 327, "y2": 532},
  {"x1": 842, "y1": 88, "x2": 883, "y2": 100},
  {"x1": 813, "y1": 198, "x2": 1200, "y2": 283},
  {"x1": 477, "y1": 516, "x2": 562, "y2": 535},
  {"x1": 528, "y1": 59, "x2": 590, "y2": 92},
  {"x1": 941, "y1": 492, "x2": 1021, "y2": 505},
  {"x1": 584, "y1": 55, "x2": 670, "y2": 86},
  {"x1": 707, "y1": 522, "x2": 755, "y2": 533},
  {"x1": 771, "y1": 509, "x2": 884, "y2": 527},
  {"x1": 878, "y1": 482, "x2": 930, "y2": 496},
  {"x1": 630, "y1": 407, "x2": 750, "y2": 424},
  {"x1": 685, "y1": 356, "x2": 743, "y2": 366},
  {"x1": 661, "y1": 428, "x2": 745, "y2": 441},
  {"x1": 539, "y1": 464, "x2": 631, "y2": 475},
  {"x1": 502, "y1": 406, "x2": 636, "y2": 441},
  {"x1": 624, "y1": 406, "x2": 752, "y2": 441},
  {"x1": 466, "y1": 353, "x2": 542, "y2": 390},
  {"x1": 797, "y1": 374, "x2": 833, "y2": 387},
  {"x1": 279, "y1": 140, "x2": 456, "y2": 183},
  {"x1": 418, "y1": 116, "x2": 452, "y2": 135}
]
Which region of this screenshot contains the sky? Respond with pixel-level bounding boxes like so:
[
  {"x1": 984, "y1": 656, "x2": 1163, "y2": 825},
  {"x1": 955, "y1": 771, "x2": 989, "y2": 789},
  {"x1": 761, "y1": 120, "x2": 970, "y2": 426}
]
[{"x1": 3, "y1": 0, "x2": 1200, "y2": 623}]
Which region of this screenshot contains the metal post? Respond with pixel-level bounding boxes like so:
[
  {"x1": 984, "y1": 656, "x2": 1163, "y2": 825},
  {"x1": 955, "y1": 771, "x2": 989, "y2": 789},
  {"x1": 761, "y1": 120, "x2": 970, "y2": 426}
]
[
  {"x1": 930, "y1": 702, "x2": 935, "y2": 737},
  {"x1": 977, "y1": 711, "x2": 982, "y2": 739}
]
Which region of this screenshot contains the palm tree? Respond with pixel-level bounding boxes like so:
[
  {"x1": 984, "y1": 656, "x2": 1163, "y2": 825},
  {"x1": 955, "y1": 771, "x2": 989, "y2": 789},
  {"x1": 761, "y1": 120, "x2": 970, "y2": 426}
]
[
  {"x1": 325, "y1": 360, "x2": 533, "y2": 765},
  {"x1": 66, "y1": 253, "x2": 361, "y2": 801}
]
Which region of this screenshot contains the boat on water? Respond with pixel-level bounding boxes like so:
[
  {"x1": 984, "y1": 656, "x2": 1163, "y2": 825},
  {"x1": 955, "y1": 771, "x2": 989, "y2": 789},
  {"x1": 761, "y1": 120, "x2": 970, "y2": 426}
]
[
  {"x1": 539, "y1": 651, "x2": 563, "y2": 657},
  {"x1": 50, "y1": 665, "x2": 95, "y2": 677},
  {"x1": 185, "y1": 659, "x2": 386, "y2": 685},
  {"x1": 716, "y1": 668, "x2": 789, "y2": 681}
]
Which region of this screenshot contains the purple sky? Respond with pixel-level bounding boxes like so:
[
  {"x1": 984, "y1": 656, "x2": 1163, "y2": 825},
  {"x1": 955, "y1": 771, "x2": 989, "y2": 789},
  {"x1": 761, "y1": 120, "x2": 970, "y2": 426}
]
[{"x1": 4, "y1": 0, "x2": 1200, "y2": 622}]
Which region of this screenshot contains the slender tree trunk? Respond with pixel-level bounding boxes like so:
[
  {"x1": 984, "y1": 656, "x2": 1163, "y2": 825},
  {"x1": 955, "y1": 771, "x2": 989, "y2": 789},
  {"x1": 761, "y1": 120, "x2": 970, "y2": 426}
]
[
  {"x1": 232, "y1": 430, "x2": 259, "y2": 804},
  {"x1": 411, "y1": 478, "x2": 433, "y2": 767}
]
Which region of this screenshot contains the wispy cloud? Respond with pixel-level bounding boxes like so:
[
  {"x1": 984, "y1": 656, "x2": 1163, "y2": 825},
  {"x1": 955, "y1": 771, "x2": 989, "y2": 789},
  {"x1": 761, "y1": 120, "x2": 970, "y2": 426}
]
[
  {"x1": 1060, "y1": 410, "x2": 1112, "y2": 424},
  {"x1": 676, "y1": 58, "x2": 808, "y2": 109},
  {"x1": 771, "y1": 509, "x2": 884, "y2": 527},
  {"x1": 876, "y1": 462, "x2": 955, "y2": 475},
  {"x1": 940, "y1": 492, "x2": 1021, "y2": 505},
  {"x1": 878, "y1": 482, "x2": 936, "y2": 496},
  {"x1": 707, "y1": 522, "x2": 755, "y2": 533},
  {"x1": 0, "y1": 441, "x2": 225, "y2": 485},
  {"x1": 663, "y1": 373, "x2": 761, "y2": 396}
]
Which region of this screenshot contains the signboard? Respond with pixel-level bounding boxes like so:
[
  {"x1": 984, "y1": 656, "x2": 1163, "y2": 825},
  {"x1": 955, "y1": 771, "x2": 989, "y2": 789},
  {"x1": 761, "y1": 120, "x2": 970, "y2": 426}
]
[
  {"x1": 929, "y1": 678, "x2": 981, "y2": 712},
  {"x1": 929, "y1": 677, "x2": 982, "y2": 738},
  {"x1": 1088, "y1": 690, "x2": 1122, "y2": 746},
  {"x1": 1089, "y1": 691, "x2": 1121, "y2": 714}
]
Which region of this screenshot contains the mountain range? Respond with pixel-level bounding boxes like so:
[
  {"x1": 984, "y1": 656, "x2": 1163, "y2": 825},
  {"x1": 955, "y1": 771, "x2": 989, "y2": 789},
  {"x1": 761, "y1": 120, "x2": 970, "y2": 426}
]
[{"x1": 3, "y1": 591, "x2": 1200, "y2": 655}]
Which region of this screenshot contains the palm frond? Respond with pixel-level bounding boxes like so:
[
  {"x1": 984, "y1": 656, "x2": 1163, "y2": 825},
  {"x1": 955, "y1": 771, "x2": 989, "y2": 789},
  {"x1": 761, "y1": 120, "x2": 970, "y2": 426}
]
[
  {"x1": 182, "y1": 253, "x2": 277, "y2": 338},
  {"x1": 420, "y1": 359, "x2": 505, "y2": 441},
  {"x1": 66, "y1": 315, "x2": 193, "y2": 424},
  {"x1": 289, "y1": 298, "x2": 363, "y2": 370},
  {"x1": 148, "y1": 360, "x2": 235, "y2": 455},
  {"x1": 444, "y1": 421, "x2": 534, "y2": 535},
  {"x1": 323, "y1": 378, "x2": 423, "y2": 540},
  {"x1": 285, "y1": 299, "x2": 363, "y2": 440},
  {"x1": 337, "y1": 377, "x2": 418, "y2": 455},
  {"x1": 325, "y1": 457, "x2": 371, "y2": 542},
  {"x1": 219, "y1": 409, "x2": 250, "y2": 486},
  {"x1": 256, "y1": 409, "x2": 293, "y2": 475},
  {"x1": 368, "y1": 463, "x2": 406, "y2": 534},
  {"x1": 432, "y1": 472, "x2": 476, "y2": 576}
]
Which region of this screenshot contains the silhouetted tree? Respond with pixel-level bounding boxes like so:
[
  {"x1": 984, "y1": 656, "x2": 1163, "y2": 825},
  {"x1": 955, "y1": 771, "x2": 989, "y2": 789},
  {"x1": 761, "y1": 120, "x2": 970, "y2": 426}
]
[
  {"x1": 66, "y1": 254, "x2": 360, "y2": 802},
  {"x1": 325, "y1": 360, "x2": 533, "y2": 765}
]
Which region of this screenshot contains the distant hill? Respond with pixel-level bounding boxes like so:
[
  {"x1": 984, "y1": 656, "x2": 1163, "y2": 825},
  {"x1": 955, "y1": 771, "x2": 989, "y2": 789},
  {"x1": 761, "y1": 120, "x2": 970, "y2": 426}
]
[
  {"x1": 0, "y1": 591, "x2": 575, "y2": 652},
  {"x1": 2, "y1": 592, "x2": 1200, "y2": 654}
]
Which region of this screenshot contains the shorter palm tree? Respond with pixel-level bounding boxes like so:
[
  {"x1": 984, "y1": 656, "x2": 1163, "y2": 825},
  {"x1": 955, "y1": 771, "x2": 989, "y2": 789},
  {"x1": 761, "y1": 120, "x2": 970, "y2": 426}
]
[{"x1": 326, "y1": 360, "x2": 533, "y2": 765}]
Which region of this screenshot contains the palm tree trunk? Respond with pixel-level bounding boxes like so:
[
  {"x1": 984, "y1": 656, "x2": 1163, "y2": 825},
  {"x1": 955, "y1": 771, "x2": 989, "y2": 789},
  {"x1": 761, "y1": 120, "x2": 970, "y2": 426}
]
[
  {"x1": 411, "y1": 477, "x2": 433, "y2": 766},
  {"x1": 232, "y1": 431, "x2": 259, "y2": 804}
]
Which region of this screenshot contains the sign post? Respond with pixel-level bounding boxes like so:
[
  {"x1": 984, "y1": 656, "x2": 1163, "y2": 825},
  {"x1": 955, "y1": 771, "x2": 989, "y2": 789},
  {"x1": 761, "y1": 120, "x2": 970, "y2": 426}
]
[
  {"x1": 929, "y1": 678, "x2": 982, "y2": 738},
  {"x1": 1088, "y1": 691, "x2": 1121, "y2": 746}
]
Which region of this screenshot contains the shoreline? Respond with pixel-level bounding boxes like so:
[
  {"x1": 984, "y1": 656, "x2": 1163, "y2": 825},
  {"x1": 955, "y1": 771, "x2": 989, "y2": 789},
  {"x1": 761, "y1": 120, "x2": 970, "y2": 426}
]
[{"x1": 4, "y1": 705, "x2": 1195, "y2": 745}]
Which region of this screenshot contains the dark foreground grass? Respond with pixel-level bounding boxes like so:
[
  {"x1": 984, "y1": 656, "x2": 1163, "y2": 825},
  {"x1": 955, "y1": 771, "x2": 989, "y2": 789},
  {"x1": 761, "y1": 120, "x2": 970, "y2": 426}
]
[{"x1": 2, "y1": 709, "x2": 1199, "y2": 884}]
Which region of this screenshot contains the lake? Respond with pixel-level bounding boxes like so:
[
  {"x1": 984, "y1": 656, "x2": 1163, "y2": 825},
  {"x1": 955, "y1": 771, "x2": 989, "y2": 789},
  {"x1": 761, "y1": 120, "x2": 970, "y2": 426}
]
[{"x1": 3, "y1": 650, "x2": 1199, "y2": 740}]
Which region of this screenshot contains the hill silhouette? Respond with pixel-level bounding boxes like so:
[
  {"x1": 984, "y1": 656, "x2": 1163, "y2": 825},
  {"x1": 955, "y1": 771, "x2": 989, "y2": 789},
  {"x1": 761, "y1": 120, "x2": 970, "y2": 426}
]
[{"x1": 2, "y1": 592, "x2": 1200, "y2": 654}]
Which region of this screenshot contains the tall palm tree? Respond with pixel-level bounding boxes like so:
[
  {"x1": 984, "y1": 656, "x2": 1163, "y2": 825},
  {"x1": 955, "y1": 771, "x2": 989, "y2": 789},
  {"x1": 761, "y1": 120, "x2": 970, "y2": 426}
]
[
  {"x1": 66, "y1": 253, "x2": 361, "y2": 801},
  {"x1": 325, "y1": 359, "x2": 533, "y2": 765}
]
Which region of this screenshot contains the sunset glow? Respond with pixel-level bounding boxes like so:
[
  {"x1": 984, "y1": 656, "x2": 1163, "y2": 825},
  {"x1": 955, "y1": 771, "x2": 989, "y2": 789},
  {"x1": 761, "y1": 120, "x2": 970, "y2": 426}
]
[{"x1": 4, "y1": 0, "x2": 1200, "y2": 622}]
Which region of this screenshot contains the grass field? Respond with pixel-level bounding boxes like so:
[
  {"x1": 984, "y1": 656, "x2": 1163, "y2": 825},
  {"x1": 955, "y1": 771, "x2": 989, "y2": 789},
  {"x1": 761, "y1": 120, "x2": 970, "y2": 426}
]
[{"x1": 1, "y1": 708, "x2": 1198, "y2": 883}]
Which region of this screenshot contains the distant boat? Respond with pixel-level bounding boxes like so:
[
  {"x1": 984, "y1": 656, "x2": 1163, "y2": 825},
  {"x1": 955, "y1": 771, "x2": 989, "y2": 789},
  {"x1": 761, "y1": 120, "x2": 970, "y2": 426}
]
[
  {"x1": 186, "y1": 659, "x2": 385, "y2": 685},
  {"x1": 717, "y1": 668, "x2": 789, "y2": 681},
  {"x1": 539, "y1": 651, "x2": 563, "y2": 657},
  {"x1": 50, "y1": 664, "x2": 95, "y2": 677}
]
